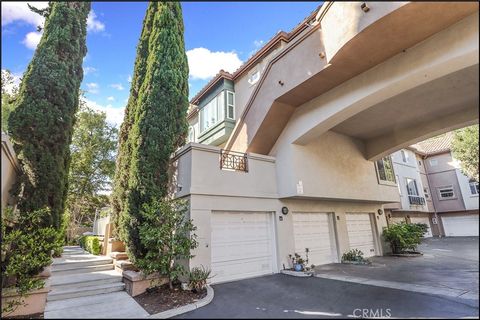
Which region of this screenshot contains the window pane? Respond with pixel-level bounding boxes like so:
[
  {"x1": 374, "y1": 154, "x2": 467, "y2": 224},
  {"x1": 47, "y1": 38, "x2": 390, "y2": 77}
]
[
  {"x1": 406, "y1": 179, "x2": 418, "y2": 196},
  {"x1": 376, "y1": 160, "x2": 386, "y2": 181},
  {"x1": 217, "y1": 92, "x2": 224, "y2": 121}
]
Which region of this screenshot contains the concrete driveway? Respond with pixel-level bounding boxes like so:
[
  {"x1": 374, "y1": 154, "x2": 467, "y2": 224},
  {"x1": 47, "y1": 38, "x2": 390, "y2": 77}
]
[
  {"x1": 177, "y1": 237, "x2": 479, "y2": 319},
  {"x1": 315, "y1": 237, "x2": 479, "y2": 299}
]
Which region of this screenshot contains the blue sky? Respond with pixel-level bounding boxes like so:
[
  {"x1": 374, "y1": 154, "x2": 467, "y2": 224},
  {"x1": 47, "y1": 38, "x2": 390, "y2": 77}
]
[{"x1": 1, "y1": 1, "x2": 320, "y2": 126}]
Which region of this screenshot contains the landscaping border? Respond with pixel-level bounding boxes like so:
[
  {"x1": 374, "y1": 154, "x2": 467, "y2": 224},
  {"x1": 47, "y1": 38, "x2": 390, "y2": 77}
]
[
  {"x1": 280, "y1": 269, "x2": 313, "y2": 277},
  {"x1": 148, "y1": 285, "x2": 214, "y2": 319}
]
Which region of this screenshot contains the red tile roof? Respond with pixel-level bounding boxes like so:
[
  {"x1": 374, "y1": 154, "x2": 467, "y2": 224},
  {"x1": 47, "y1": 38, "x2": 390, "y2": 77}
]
[
  {"x1": 410, "y1": 132, "x2": 454, "y2": 155},
  {"x1": 188, "y1": 5, "x2": 321, "y2": 107}
]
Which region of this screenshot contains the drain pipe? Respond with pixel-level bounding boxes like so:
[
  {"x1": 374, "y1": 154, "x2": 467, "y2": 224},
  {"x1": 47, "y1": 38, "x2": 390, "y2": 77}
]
[{"x1": 423, "y1": 155, "x2": 442, "y2": 238}]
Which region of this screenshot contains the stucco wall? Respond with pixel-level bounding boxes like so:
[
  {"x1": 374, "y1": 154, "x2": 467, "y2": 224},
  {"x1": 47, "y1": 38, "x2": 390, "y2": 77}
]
[
  {"x1": 187, "y1": 193, "x2": 388, "y2": 275},
  {"x1": 271, "y1": 129, "x2": 399, "y2": 203},
  {"x1": 425, "y1": 152, "x2": 466, "y2": 213},
  {"x1": 1, "y1": 134, "x2": 19, "y2": 214},
  {"x1": 391, "y1": 149, "x2": 429, "y2": 212}
]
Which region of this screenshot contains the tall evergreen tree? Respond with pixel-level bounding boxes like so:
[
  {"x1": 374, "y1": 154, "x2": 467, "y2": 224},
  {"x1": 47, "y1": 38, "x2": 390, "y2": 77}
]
[
  {"x1": 112, "y1": 2, "x2": 189, "y2": 262},
  {"x1": 8, "y1": 2, "x2": 90, "y2": 228}
]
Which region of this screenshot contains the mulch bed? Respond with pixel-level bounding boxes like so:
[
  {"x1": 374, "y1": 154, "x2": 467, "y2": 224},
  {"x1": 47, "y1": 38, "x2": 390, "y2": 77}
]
[{"x1": 133, "y1": 283, "x2": 207, "y2": 315}]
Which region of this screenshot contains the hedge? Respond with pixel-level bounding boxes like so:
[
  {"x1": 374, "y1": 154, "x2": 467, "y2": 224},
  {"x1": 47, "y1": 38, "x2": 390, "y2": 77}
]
[{"x1": 79, "y1": 235, "x2": 101, "y2": 255}]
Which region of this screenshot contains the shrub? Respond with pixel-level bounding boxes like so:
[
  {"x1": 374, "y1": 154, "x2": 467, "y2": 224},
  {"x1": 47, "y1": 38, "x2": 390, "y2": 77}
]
[
  {"x1": 135, "y1": 198, "x2": 198, "y2": 290},
  {"x1": 383, "y1": 222, "x2": 427, "y2": 254},
  {"x1": 1, "y1": 208, "x2": 59, "y2": 316},
  {"x1": 79, "y1": 236, "x2": 101, "y2": 255},
  {"x1": 188, "y1": 266, "x2": 212, "y2": 292},
  {"x1": 342, "y1": 249, "x2": 367, "y2": 263}
]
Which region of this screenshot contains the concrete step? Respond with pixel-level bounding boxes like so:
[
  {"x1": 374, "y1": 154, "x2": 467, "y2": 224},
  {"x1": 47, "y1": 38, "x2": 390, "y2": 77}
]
[
  {"x1": 53, "y1": 257, "x2": 113, "y2": 270},
  {"x1": 52, "y1": 264, "x2": 114, "y2": 276},
  {"x1": 110, "y1": 252, "x2": 128, "y2": 260},
  {"x1": 47, "y1": 282, "x2": 125, "y2": 301},
  {"x1": 50, "y1": 270, "x2": 122, "y2": 289}
]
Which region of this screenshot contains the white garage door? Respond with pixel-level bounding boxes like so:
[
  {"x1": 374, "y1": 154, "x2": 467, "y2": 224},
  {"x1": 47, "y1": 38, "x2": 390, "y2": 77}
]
[
  {"x1": 346, "y1": 213, "x2": 377, "y2": 258},
  {"x1": 442, "y1": 215, "x2": 479, "y2": 237},
  {"x1": 410, "y1": 216, "x2": 433, "y2": 237},
  {"x1": 211, "y1": 211, "x2": 275, "y2": 283},
  {"x1": 293, "y1": 212, "x2": 338, "y2": 266}
]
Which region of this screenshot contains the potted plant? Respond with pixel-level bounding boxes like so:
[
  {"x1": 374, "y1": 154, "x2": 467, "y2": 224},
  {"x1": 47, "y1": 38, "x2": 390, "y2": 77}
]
[{"x1": 289, "y1": 253, "x2": 306, "y2": 271}]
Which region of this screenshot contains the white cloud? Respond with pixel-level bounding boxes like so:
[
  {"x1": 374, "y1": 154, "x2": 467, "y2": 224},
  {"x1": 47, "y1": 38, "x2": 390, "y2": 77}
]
[
  {"x1": 83, "y1": 66, "x2": 97, "y2": 75},
  {"x1": 127, "y1": 75, "x2": 132, "y2": 83},
  {"x1": 22, "y1": 31, "x2": 42, "y2": 50},
  {"x1": 110, "y1": 83, "x2": 124, "y2": 91},
  {"x1": 86, "y1": 82, "x2": 99, "y2": 94},
  {"x1": 87, "y1": 10, "x2": 105, "y2": 33},
  {"x1": 1, "y1": 2, "x2": 48, "y2": 27},
  {"x1": 107, "y1": 96, "x2": 114, "y2": 101},
  {"x1": 186, "y1": 47, "x2": 242, "y2": 80},
  {"x1": 82, "y1": 98, "x2": 124, "y2": 127}
]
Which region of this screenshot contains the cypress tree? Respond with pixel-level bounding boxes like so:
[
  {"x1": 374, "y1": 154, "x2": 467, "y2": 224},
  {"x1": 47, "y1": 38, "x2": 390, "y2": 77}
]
[
  {"x1": 112, "y1": 2, "x2": 189, "y2": 262},
  {"x1": 8, "y1": 2, "x2": 90, "y2": 228}
]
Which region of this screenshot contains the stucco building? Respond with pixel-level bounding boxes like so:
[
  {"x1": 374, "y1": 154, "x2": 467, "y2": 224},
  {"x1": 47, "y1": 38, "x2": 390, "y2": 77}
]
[{"x1": 174, "y1": 2, "x2": 479, "y2": 284}]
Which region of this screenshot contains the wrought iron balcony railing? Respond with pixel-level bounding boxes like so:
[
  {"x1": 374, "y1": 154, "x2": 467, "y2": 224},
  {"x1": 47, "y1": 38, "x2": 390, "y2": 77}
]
[
  {"x1": 220, "y1": 149, "x2": 248, "y2": 172},
  {"x1": 408, "y1": 195, "x2": 426, "y2": 206}
]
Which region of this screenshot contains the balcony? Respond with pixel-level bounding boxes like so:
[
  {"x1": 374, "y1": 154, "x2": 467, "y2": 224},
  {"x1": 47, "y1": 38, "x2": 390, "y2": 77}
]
[
  {"x1": 408, "y1": 195, "x2": 426, "y2": 206},
  {"x1": 220, "y1": 149, "x2": 248, "y2": 172}
]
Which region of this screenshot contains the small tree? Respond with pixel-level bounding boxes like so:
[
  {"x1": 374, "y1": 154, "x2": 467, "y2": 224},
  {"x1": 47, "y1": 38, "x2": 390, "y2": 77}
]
[
  {"x1": 136, "y1": 199, "x2": 197, "y2": 289},
  {"x1": 1, "y1": 69, "x2": 19, "y2": 132},
  {"x1": 452, "y1": 125, "x2": 479, "y2": 182}
]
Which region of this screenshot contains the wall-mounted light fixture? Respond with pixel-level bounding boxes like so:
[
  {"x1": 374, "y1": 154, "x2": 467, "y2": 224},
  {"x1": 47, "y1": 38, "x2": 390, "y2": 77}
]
[
  {"x1": 278, "y1": 80, "x2": 284, "y2": 86},
  {"x1": 361, "y1": 3, "x2": 370, "y2": 12},
  {"x1": 281, "y1": 207, "x2": 289, "y2": 215},
  {"x1": 377, "y1": 209, "x2": 383, "y2": 215},
  {"x1": 319, "y1": 52, "x2": 325, "y2": 59}
]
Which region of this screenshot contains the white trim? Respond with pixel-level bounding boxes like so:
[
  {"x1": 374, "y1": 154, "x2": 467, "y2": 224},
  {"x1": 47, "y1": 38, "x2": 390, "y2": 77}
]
[{"x1": 226, "y1": 90, "x2": 235, "y2": 120}]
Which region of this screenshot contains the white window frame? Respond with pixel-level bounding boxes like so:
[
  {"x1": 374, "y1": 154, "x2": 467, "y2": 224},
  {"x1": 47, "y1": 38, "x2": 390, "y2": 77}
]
[
  {"x1": 199, "y1": 91, "x2": 225, "y2": 134},
  {"x1": 187, "y1": 126, "x2": 195, "y2": 143},
  {"x1": 226, "y1": 90, "x2": 235, "y2": 120},
  {"x1": 405, "y1": 178, "x2": 419, "y2": 196},
  {"x1": 375, "y1": 156, "x2": 396, "y2": 185},
  {"x1": 469, "y1": 181, "x2": 479, "y2": 196},
  {"x1": 396, "y1": 175, "x2": 402, "y2": 195},
  {"x1": 437, "y1": 185, "x2": 455, "y2": 200}
]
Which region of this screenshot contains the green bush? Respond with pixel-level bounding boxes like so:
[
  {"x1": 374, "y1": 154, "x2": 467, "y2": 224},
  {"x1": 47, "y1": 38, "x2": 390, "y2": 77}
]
[
  {"x1": 383, "y1": 222, "x2": 427, "y2": 254},
  {"x1": 342, "y1": 249, "x2": 367, "y2": 263},
  {"x1": 79, "y1": 236, "x2": 101, "y2": 255},
  {"x1": 1, "y1": 208, "x2": 59, "y2": 316},
  {"x1": 188, "y1": 266, "x2": 212, "y2": 292},
  {"x1": 136, "y1": 198, "x2": 198, "y2": 290}
]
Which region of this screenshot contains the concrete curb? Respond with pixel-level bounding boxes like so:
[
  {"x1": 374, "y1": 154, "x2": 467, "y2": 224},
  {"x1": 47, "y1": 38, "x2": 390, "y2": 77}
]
[
  {"x1": 280, "y1": 269, "x2": 313, "y2": 277},
  {"x1": 148, "y1": 285, "x2": 214, "y2": 319},
  {"x1": 314, "y1": 274, "x2": 479, "y2": 301}
]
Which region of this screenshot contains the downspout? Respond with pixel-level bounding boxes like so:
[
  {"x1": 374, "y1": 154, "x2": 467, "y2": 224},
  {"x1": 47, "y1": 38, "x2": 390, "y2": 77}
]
[{"x1": 423, "y1": 155, "x2": 442, "y2": 237}]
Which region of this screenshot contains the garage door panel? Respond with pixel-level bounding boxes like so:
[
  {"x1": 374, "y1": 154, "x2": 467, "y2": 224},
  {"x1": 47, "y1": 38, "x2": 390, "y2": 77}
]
[
  {"x1": 346, "y1": 213, "x2": 376, "y2": 258},
  {"x1": 211, "y1": 212, "x2": 275, "y2": 283},
  {"x1": 293, "y1": 213, "x2": 338, "y2": 266},
  {"x1": 442, "y1": 215, "x2": 479, "y2": 237}
]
